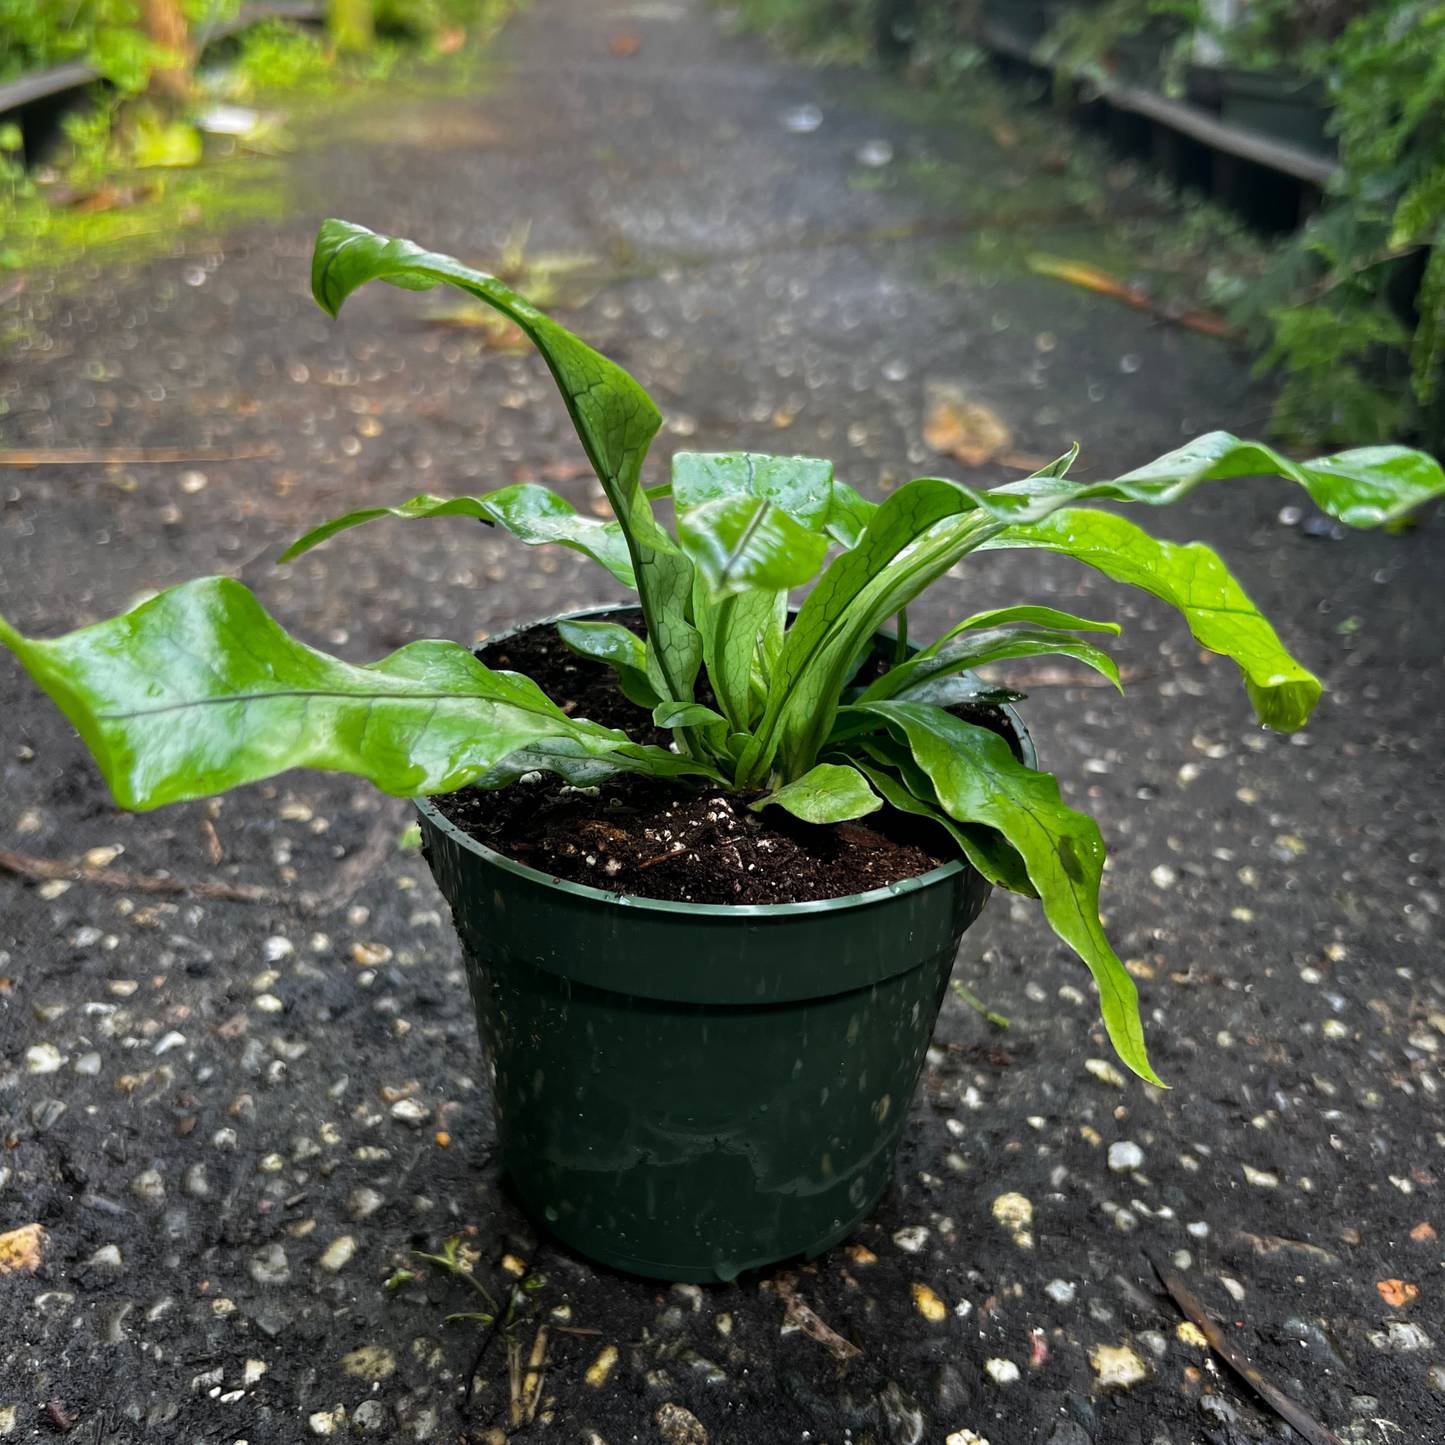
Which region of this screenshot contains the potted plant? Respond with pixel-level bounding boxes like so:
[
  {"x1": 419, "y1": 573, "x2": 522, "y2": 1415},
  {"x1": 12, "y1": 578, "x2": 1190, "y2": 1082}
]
[{"x1": 4, "y1": 220, "x2": 1442, "y2": 1281}]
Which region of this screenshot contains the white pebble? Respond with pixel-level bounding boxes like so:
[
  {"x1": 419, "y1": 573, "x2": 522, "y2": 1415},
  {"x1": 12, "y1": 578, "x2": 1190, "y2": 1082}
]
[
  {"x1": 390, "y1": 1097, "x2": 430, "y2": 1126},
  {"x1": 25, "y1": 1044, "x2": 64, "y2": 1074},
  {"x1": 892, "y1": 1225, "x2": 930, "y2": 1253},
  {"x1": 318, "y1": 1235, "x2": 357, "y2": 1273},
  {"x1": 73, "y1": 1052, "x2": 101, "y2": 1076},
  {"x1": 1085, "y1": 1058, "x2": 1126, "y2": 1089},
  {"x1": 1186, "y1": 1220, "x2": 1210, "y2": 1239},
  {"x1": 1108, "y1": 1141, "x2": 1144, "y2": 1172},
  {"x1": 1045, "y1": 1279, "x2": 1076, "y2": 1305},
  {"x1": 984, "y1": 1358, "x2": 1020, "y2": 1386},
  {"x1": 88, "y1": 1244, "x2": 123, "y2": 1271},
  {"x1": 1242, "y1": 1164, "x2": 1279, "y2": 1188}
]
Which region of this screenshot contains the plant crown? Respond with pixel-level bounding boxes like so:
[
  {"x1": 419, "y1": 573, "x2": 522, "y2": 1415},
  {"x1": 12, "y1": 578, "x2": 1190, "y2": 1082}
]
[{"x1": 4, "y1": 219, "x2": 1444, "y2": 1083}]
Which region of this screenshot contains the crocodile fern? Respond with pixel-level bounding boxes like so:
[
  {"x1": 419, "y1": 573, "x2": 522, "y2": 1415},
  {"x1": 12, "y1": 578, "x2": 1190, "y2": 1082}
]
[{"x1": 5, "y1": 218, "x2": 1444, "y2": 1085}]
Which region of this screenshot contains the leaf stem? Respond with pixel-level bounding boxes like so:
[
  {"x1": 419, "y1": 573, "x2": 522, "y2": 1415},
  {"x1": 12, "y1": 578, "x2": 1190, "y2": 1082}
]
[
  {"x1": 951, "y1": 979, "x2": 1011, "y2": 1029},
  {"x1": 893, "y1": 607, "x2": 909, "y2": 669}
]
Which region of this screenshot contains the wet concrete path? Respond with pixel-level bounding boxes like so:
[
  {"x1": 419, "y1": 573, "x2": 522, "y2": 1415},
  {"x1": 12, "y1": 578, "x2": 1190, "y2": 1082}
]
[{"x1": 1, "y1": 1, "x2": 1444, "y2": 1441}]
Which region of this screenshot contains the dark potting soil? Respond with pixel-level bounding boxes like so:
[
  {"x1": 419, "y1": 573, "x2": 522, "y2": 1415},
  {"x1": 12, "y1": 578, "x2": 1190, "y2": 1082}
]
[{"x1": 431, "y1": 618, "x2": 1015, "y2": 905}]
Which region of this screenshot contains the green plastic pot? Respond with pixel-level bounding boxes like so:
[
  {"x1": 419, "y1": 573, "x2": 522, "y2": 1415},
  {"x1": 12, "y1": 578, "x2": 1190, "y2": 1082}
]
[{"x1": 418, "y1": 606, "x2": 1034, "y2": 1282}]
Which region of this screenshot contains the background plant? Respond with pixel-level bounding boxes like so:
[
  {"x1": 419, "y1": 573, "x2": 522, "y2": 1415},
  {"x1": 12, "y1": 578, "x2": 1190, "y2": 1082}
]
[{"x1": 4, "y1": 219, "x2": 1442, "y2": 1085}]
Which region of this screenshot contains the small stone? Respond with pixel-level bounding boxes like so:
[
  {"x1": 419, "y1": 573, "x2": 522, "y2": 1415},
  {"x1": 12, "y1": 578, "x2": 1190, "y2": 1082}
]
[
  {"x1": 1171, "y1": 1249, "x2": 1193, "y2": 1270},
  {"x1": 73, "y1": 1052, "x2": 101, "y2": 1076},
  {"x1": 946, "y1": 1433, "x2": 990, "y2": 1445},
  {"x1": 1150, "y1": 865, "x2": 1176, "y2": 890},
  {"x1": 655, "y1": 1402, "x2": 707, "y2": 1445},
  {"x1": 352, "y1": 1399, "x2": 387, "y2": 1431},
  {"x1": 25, "y1": 1044, "x2": 64, "y2": 1074},
  {"x1": 318, "y1": 1236, "x2": 356, "y2": 1273},
  {"x1": 1186, "y1": 1221, "x2": 1210, "y2": 1239},
  {"x1": 247, "y1": 1243, "x2": 290, "y2": 1286},
  {"x1": 130, "y1": 1168, "x2": 165, "y2": 1204},
  {"x1": 257, "y1": 1153, "x2": 285, "y2": 1173},
  {"x1": 212, "y1": 1128, "x2": 238, "y2": 1150},
  {"x1": 1368, "y1": 1320, "x2": 1432, "y2": 1351},
  {"x1": 251, "y1": 970, "x2": 280, "y2": 992},
  {"x1": 346, "y1": 1188, "x2": 385, "y2": 1221},
  {"x1": 1045, "y1": 1279, "x2": 1076, "y2": 1305},
  {"x1": 1219, "y1": 1277, "x2": 1246, "y2": 1303},
  {"x1": 152, "y1": 1030, "x2": 186, "y2": 1055},
  {"x1": 1242, "y1": 1165, "x2": 1279, "y2": 1188},
  {"x1": 1085, "y1": 1059, "x2": 1126, "y2": 1089},
  {"x1": 984, "y1": 1358, "x2": 1020, "y2": 1386},
  {"x1": 352, "y1": 942, "x2": 392, "y2": 966},
  {"x1": 390, "y1": 1098, "x2": 430, "y2": 1126},
  {"x1": 1089, "y1": 1343, "x2": 1151, "y2": 1390},
  {"x1": 892, "y1": 1225, "x2": 930, "y2": 1253},
  {"x1": 1427, "y1": 1364, "x2": 1445, "y2": 1392},
  {"x1": 308, "y1": 1405, "x2": 345, "y2": 1436},
  {"x1": 586, "y1": 1344, "x2": 618, "y2": 1388},
  {"x1": 88, "y1": 1244, "x2": 123, "y2": 1271},
  {"x1": 1108, "y1": 1141, "x2": 1144, "y2": 1172},
  {"x1": 912, "y1": 1283, "x2": 947, "y2": 1321},
  {"x1": 263, "y1": 935, "x2": 294, "y2": 962},
  {"x1": 1177, "y1": 1322, "x2": 1209, "y2": 1348},
  {"x1": 30, "y1": 1099, "x2": 66, "y2": 1132},
  {"x1": 991, "y1": 1193, "x2": 1033, "y2": 1248},
  {"x1": 253, "y1": 994, "x2": 283, "y2": 1013},
  {"x1": 340, "y1": 1345, "x2": 395, "y2": 1379},
  {"x1": 1136, "y1": 1330, "x2": 1168, "y2": 1358},
  {"x1": 1198, "y1": 1396, "x2": 1237, "y2": 1426},
  {"x1": 242, "y1": 1359, "x2": 267, "y2": 1385}
]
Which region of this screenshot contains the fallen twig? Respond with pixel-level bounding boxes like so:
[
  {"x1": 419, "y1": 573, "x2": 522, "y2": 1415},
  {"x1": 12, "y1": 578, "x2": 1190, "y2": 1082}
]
[
  {"x1": 951, "y1": 979, "x2": 1010, "y2": 1030},
  {"x1": 0, "y1": 846, "x2": 281, "y2": 904},
  {"x1": 310, "y1": 805, "x2": 410, "y2": 915},
  {"x1": 521, "y1": 1324, "x2": 548, "y2": 1425},
  {"x1": 766, "y1": 1271, "x2": 862, "y2": 1362},
  {"x1": 1238, "y1": 1231, "x2": 1339, "y2": 1266},
  {"x1": 1149, "y1": 1253, "x2": 1344, "y2": 1445},
  {"x1": 1027, "y1": 254, "x2": 1242, "y2": 341},
  {"x1": 0, "y1": 443, "x2": 282, "y2": 467}
]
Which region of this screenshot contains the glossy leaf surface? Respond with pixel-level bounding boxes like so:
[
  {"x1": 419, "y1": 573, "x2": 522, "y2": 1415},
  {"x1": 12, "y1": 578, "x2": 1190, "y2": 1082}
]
[
  {"x1": 868, "y1": 628, "x2": 1122, "y2": 703},
  {"x1": 556, "y1": 619, "x2": 660, "y2": 709},
  {"x1": 741, "y1": 479, "x2": 1004, "y2": 784},
  {"x1": 675, "y1": 494, "x2": 830, "y2": 599},
  {"x1": 691, "y1": 582, "x2": 782, "y2": 734},
  {"x1": 310, "y1": 219, "x2": 701, "y2": 705},
  {"x1": 980, "y1": 509, "x2": 1320, "y2": 730},
  {"x1": 849, "y1": 755, "x2": 1034, "y2": 896},
  {"x1": 749, "y1": 762, "x2": 882, "y2": 824},
  {"x1": 280, "y1": 486, "x2": 636, "y2": 589},
  {"x1": 0, "y1": 579, "x2": 641, "y2": 811},
  {"x1": 652, "y1": 700, "x2": 727, "y2": 730},
  {"x1": 954, "y1": 430, "x2": 1445, "y2": 527},
  {"x1": 853, "y1": 701, "x2": 1160, "y2": 1084}
]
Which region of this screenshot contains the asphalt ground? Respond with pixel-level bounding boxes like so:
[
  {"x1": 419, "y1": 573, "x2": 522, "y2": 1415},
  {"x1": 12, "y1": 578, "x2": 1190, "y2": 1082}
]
[{"x1": 1, "y1": 2, "x2": 1443, "y2": 1441}]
